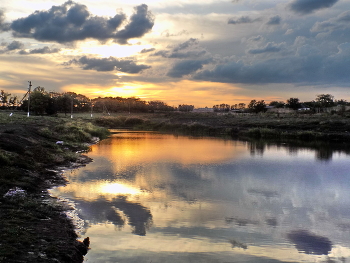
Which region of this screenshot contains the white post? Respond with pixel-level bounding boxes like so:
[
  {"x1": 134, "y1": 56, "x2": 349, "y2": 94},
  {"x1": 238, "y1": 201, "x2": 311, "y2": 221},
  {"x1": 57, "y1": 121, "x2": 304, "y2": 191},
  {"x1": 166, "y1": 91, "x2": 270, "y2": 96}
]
[{"x1": 27, "y1": 81, "x2": 32, "y2": 117}]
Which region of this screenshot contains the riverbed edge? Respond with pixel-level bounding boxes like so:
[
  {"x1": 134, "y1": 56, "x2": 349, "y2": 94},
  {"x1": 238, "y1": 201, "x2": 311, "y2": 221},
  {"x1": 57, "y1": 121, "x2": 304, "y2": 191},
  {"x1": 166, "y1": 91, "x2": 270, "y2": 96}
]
[{"x1": 0, "y1": 117, "x2": 109, "y2": 262}]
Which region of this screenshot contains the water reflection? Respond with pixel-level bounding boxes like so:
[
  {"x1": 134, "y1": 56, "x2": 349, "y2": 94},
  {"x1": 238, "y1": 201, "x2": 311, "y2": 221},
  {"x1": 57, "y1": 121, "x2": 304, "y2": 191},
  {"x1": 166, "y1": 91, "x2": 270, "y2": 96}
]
[
  {"x1": 75, "y1": 196, "x2": 152, "y2": 236},
  {"x1": 50, "y1": 132, "x2": 350, "y2": 263}
]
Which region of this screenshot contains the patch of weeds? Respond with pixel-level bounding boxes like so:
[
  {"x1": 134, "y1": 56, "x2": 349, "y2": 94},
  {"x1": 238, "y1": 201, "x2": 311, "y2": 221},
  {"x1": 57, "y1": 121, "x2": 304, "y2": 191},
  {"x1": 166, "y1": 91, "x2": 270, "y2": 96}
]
[
  {"x1": 124, "y1": 117, "x2": 144, "y2": 127},
  {"x1": 0, "y1": 150, "x2": 14, "y2": 165},
  {"x1": 38, "y1": 127, "x2": 53, "y2": 138}
]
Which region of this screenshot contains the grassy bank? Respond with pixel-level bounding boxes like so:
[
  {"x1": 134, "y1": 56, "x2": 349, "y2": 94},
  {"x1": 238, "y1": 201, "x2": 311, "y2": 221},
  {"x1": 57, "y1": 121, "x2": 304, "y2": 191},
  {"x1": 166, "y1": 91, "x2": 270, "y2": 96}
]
[
  {"x1": 0, "y1": 113, "x2": 109, "y2": 262},
  {"x1": 90, "y1": 111, "x2": 350, "y2": 142}
]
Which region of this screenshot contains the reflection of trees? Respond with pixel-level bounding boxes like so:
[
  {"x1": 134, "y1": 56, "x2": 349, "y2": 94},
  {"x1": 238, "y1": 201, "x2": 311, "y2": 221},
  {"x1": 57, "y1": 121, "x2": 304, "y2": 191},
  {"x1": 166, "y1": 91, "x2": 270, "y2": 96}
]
[
  {"x1": 243, "y1": 138, "x2": 350, "y2": 161},
  {"x1": 76, "y1": 196, "x2": 152, "y2": 236},
  {"x1": 315, "y1": 147, "x2": 333, "y2": 161},
  {"x1": 248, "y1": 141, "x2": 265, "y2": 156},
  {"x1": 287, "y1": 230, "x2": 332, "y2": 255}
]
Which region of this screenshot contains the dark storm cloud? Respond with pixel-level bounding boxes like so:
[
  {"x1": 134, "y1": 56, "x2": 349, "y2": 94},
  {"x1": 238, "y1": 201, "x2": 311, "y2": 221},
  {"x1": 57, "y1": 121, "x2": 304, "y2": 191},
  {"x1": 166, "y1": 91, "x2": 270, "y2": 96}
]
[
  {"x1": 167, "y1": 59, "x2": 211, "y2": 78},
  {"x1": 7, "y1": 40, "x2": 24, "y2": 50},
  {"x1": 193, "y1": 43, "x2": 350, "y2": 85},
  {"x1": 0, "y1": 10, "x2": 10, "y2": 32},
  {"x1": 289, "y1": 0, "x2": 339, "y2": 15},
  {"x1": 64, "y1": 56, "x2": 151, "y2": 73},
  {"x1": 266, "y1": 15, "x2": 281, "y2": 25},
  {"x1": 10, "y1": 1, "x2": 153, "y2": 44},
  {"x1": 114, "y1": 4, "x2": 154, "y2": 44},
  {"x1": 228, "y1": 16, "x2": 260, "y2": 24},
  {"x1": 248, "y1": 42, "x2": 283, "y2": 54},
  {"x1": 140, "y1": 48, "x2": 155, "y2": 53}
]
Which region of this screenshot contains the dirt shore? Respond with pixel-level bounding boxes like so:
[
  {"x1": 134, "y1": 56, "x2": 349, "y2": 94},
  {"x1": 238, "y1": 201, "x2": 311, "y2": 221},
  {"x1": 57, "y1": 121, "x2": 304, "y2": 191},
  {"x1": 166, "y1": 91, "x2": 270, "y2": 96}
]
[{"x1": 0, "y1": 116, "x2": 109, "y2": 262}]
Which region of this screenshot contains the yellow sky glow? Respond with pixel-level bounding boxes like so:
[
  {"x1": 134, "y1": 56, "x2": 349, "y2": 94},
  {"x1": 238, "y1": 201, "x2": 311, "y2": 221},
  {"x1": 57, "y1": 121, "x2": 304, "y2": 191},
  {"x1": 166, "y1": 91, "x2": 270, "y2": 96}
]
[{"x1": 63, "y1": 80, "x2": 251, "y2": 107}]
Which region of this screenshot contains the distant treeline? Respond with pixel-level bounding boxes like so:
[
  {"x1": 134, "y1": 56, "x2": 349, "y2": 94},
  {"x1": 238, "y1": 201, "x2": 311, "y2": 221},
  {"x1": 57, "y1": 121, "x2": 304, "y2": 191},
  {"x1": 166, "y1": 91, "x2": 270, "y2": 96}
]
[
  {"x1": 0, "y1": 87, "x2": 194, "y2": 115},
  {"x1": 214, "y1": 94, "x2": 350, "y2": 113}
]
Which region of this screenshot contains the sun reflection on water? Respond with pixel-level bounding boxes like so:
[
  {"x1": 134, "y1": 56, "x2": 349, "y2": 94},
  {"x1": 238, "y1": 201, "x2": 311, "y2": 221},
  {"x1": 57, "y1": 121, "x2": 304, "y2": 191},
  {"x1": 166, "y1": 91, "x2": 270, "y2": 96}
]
[{"x1": 100, "y1": 182, "x2": 141, "y2": 195}]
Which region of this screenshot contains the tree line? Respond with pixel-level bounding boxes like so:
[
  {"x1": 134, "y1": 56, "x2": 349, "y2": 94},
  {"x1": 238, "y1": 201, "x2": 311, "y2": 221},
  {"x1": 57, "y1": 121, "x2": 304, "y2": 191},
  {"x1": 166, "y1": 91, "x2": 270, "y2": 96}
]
[
  {"x1": 0, "y1": 87, "x2": 196, "y2": 115},
  {"x1": 214, "y1": 94, "x2": 349, "y2": 113},
  {"x1": 1, "y1": 86, "x2": 347, "y2": 115}
]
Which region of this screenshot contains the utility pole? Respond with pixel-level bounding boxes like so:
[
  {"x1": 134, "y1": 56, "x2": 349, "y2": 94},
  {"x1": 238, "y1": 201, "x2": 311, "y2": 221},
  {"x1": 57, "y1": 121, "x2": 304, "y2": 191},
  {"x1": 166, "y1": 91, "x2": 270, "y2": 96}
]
[
  {"x1": 90, "y1": 99, "x2": 93, "y2": 118},
  {"x1": 27, "y1": 81, "x2": 32, "y2": 117},
  {"x1": 70, "y1": 95, "x2": 73, "y2": 118}
]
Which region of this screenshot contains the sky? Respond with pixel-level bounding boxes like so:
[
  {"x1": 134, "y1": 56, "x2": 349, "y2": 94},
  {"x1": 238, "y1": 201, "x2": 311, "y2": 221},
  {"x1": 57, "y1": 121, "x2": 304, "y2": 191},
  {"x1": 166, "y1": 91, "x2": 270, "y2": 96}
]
[{"x1": 1, "y1": 0, "x2": 350, "y2": 107}]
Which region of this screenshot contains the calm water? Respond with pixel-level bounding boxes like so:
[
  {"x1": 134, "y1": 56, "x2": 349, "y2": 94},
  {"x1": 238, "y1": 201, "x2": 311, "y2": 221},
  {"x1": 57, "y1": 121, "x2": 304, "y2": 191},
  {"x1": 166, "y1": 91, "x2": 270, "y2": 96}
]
[{"x1": 51, "y1": 131, "x2": 350, "y2": 263}]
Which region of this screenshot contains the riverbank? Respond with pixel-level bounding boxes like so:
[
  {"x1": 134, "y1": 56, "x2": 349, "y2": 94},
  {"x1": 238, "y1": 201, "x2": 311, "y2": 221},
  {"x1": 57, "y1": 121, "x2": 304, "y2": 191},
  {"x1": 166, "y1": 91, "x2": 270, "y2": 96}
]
[
  {"x1": 0, "y1": 114, "x2": 109, "y2": 262},
  {"x1": 92, "y1": 111, "x2": 350, "y2": 142},
  {"x1": 1, "y1": 110, "x2": 350, "y2": 262}
]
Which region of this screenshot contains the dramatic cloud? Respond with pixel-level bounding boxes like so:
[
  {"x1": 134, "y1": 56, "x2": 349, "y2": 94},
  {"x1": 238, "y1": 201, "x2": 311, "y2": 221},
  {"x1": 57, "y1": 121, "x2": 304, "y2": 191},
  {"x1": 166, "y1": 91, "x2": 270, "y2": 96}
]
[
  {"x1": 19, "y1": 46, "x2": 61, "y2": 55},
  {"x1": 193, "y1": 42, "x2": 350, "y2": 85},
  {"x1": 167, "y1": 59, "x2": 211, "y2": 78},
  {"x1": 10, "y1": 1, "x2": 153, "y2": 44},
  {"x1": 266, "y1": 15, "x2": 281, "y2": 25},
  {"x1": 311, "y1": 10, "x2": 350, "y2": 33},
  {"x1": 248, "y1": 42, "x2": 284, "y2": 54},
  {"x1": 64, "y1": 56, "x2": 151, "y2": 73},
  {"x1": 114, "y1": 4, "x2": 154, "y2": 45},
  {"x1": 152, "y1": 38, "x2": 207, "y2": 59},
  {"x1": 173, "y1": 38, "x2": 199, "y2": 52},
  {"x1": 152, "y1": 50, "x2": 169, "y2": 57},
  {"x1": 228, "y1": 16, "x2": 260, "y2": 24},
  {"x1": 289, "y1": 0, "x2": 339, "y2": 15},
  {"x1": 6, "y1": 40, "x2": 24, "y2": 50}
]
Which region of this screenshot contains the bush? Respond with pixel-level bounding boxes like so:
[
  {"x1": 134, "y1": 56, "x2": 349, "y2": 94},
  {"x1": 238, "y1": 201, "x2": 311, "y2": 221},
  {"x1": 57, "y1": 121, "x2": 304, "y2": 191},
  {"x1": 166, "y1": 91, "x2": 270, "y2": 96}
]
[{"x1": 124, "y1": 117, "x2": 144, "y2": 126}]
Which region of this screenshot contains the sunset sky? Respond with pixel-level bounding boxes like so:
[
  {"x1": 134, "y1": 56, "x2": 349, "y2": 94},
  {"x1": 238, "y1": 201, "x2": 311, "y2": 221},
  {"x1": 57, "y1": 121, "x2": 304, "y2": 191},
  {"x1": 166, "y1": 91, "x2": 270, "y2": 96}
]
[{"x1": 1, "y1": 0, "x2": 350, "y2": 107}]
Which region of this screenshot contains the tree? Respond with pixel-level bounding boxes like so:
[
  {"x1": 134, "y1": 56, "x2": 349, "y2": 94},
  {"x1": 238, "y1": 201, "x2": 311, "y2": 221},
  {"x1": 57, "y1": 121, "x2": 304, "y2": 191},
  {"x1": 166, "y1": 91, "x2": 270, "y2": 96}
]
[
  {"x1": 56, "y1": 94, "x2": 70, "y2": 115},
  {"x1": 336, "y1": 99, "x2": 349, "y2": 106},
  {"x1": 178, "y1": 104, "x2": 194, "y2": 112},
  {"x1": 238, "y1": 103, "x2": 246, "y2": 110},
  {"x1": 269, "y1": 101, "x2": 285, "y2": 108},
  {"x1": 29, "y1": 87, "x2": 51, "y2": 115},
  {"x1": 316, "y1": 94, "x2": 335, "y2": 108},
  {"x1": 0, "y1": 90, "x2": 11, "y2": 108},
  {"x1": 248, "y1": 100, "x2": 266, "y2": 113},
  {"x1": 213, "y1": 104, "x2": 230, "y2": 112},
  {"x1": 286, "y1": 98, "x2": 301, "y2": 110},
  {"x1": 148, "y1": 100, "x2": 174, "y2": 112}
]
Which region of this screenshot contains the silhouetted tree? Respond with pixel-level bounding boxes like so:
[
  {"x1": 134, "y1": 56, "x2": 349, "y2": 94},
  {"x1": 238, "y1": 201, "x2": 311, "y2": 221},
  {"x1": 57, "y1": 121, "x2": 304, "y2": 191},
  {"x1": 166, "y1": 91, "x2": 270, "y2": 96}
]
[
  {"x1": 316, "y1": 94, "x2": 335, "y2": 108},
  {"x1": 248, "y1": 100, "x2": 266, "y2": 113},
  {"x1": 178, "y1": 104, "x2": 194, "y2": 112},
  {"x1": 286, "y1": 98, "x2": 301, "y2": 110},
  {"x1": 269, "y1": 101, "x2": 285, "y2": 108}
]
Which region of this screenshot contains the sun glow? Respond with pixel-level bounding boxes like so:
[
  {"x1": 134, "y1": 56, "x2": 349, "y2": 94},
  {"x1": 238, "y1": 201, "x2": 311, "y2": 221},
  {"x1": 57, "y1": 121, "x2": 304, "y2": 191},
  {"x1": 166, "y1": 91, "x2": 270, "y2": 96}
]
[{"x1": 100, "y1": 182, "x2": 141, "y2": 195}]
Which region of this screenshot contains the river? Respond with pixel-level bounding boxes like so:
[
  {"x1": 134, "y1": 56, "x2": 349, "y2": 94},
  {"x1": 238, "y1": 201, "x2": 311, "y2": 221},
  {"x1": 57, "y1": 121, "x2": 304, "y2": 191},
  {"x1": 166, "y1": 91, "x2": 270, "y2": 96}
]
[{"x1": 50, "y1": 131, "x2": 350, "y2": 263}]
